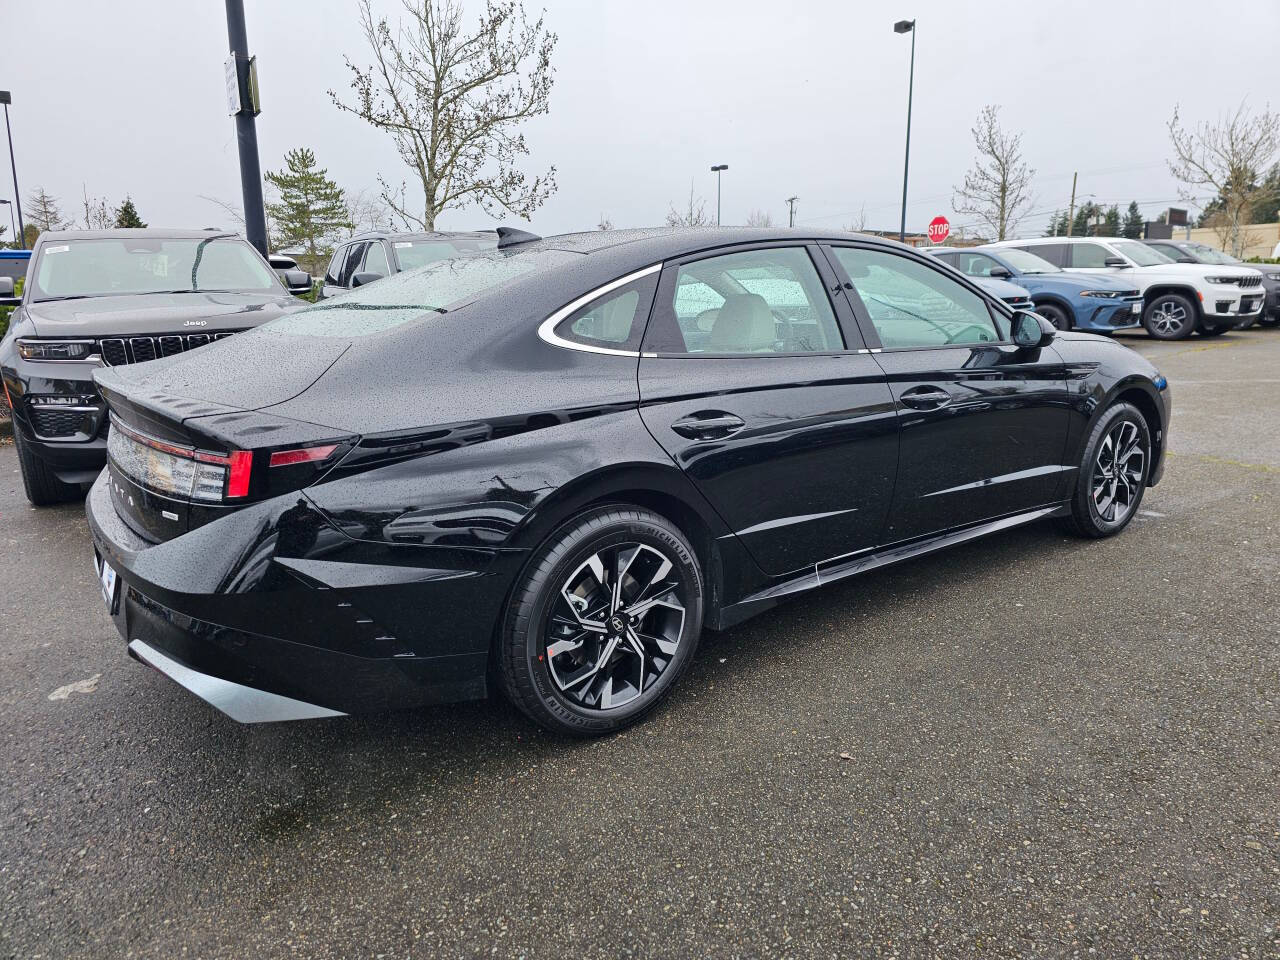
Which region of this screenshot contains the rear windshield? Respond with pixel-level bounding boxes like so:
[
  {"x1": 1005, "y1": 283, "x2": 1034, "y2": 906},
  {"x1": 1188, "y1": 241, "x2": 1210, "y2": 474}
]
[
  {"x1": 267, "y1": 249, "x2": 576, "y2": 337},
  {"x1": 29, "y1": 237, "x2": 280, "y2": 301}
]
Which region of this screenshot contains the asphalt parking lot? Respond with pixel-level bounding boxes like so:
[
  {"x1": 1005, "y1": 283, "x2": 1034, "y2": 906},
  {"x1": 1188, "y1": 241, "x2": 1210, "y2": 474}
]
[{"x1": 1, "y1": 329, "x2": 1277, "y2": 959}]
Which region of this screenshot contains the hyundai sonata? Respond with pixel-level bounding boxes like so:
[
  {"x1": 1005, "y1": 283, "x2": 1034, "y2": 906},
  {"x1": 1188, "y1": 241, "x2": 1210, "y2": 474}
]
[{"x1": 87, "y1": 228, "x2": 1171, "y2": 736}]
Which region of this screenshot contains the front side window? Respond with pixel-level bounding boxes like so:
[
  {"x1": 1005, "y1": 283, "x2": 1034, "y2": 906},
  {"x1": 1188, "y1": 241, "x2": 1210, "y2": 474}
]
[
  {"x1": 1069, "y1": 243, "x2": 1113, "y2": 269},
  {"x1": 951, "y1": 253, "x2": 1002, "y2": 277},
  {"x1": 340, "y1": 243, "x2": 367, "y2": 286},
  {"x1": 30, "y1": 237, "x2": 279, "y2": 301},
  {"x1": 994, "y1": 247, "x2": 1060, "y2": 274},
  {"x1": 831, "y1": 247, "x2": 1003, "y2": 349},
  {"x1": 362, "y1": 241, "x2": 391, "y2": 278},
  {"x1": 645, "y1": 247, "x2": 843, "y2": 355}
]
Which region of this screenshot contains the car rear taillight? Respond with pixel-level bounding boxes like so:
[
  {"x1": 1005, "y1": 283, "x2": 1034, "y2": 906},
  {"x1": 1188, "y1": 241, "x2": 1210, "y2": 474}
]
[
  {"x1": 226, "y1": 450, "x2": 254, "y2": 499},
  {"x1": 108, "y1": 416, "x2": 251, "y2": 503}
]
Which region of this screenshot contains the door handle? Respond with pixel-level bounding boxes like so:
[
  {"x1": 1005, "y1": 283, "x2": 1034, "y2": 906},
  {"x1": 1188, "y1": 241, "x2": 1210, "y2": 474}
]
[
  {"x1": 899, "y1": 386, "x2": 953, "y2": 410},
  {"x1": 670, "y1": 411, "x2": 746, "y2": 440}
]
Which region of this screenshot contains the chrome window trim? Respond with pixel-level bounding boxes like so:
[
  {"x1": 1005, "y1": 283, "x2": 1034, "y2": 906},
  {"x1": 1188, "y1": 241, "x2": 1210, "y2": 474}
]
[{"x1": 536, "y1": 263, "x2": 663, "y2": 358}]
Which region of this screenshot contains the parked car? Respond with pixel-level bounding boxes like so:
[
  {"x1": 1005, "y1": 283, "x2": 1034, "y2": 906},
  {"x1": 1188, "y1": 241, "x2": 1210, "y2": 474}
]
[
  {"x1": 1142, "y1": 239, "x2": 1279, "y2": 328},
  {"x1": 0, "y1": 248, "x2": 31, "y2": 297},
  {"x1": 0, "y1": 229, "x2": 311, "y2": 505},
  {"x1": 992, "y1": 236, "x2": 1263, "y2": 339},
  {"x1": 927, "y1": 245, "x2": 1142, "y2": 332},
  {"x1": 319, "y1": 230, "x2": 498, "y2": 299},
  {"x1": 967, "y1": 272, "x2": 1035, "y2": 313},
  {"x1": 86, "y1": 227, "x2": 1171, "y2": 736}
]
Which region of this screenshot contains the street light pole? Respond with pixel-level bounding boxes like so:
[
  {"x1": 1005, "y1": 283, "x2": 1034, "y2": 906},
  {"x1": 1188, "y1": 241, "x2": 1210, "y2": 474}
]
[
  {"x1": 224, "y1": 0, "x2": 269, "y2": 256},
  {"x1": 786, "y1": 196, "x2": 799, "y2": 228},
  {"x1": 894, "y1": 19, "x2": 916, "y2": 244},
  {"x1": 1, "y1": 92, "x2": 26, "y2": 249},
  {"x1": 710, "y1": 164, "x2": 728, "y2": 226}
]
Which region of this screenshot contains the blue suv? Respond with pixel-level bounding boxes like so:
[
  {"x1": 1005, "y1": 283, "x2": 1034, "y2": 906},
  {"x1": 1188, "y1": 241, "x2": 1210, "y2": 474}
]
[{"x1": 928, "y1": 246, "x2": 1142, "y2": 332}]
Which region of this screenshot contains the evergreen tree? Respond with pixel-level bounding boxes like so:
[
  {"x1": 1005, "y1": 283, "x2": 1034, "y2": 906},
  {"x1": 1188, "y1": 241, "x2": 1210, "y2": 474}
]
[
  {"x1": 1252, "y1": 164, "x2": 1280, "y2": 225},
  {"x1": 1071, "y1": 201, "x2": 1101, "y2": 236},
  {"x1": 1103, "y1": 204, "x2": 1121, "y2": 236},
  {"x1": 1044, "y1": 211, "x2": 1065, "y2": 237},
  {"x1": 113, "y1": 196, "x2": 147, "y2": 228},
  {"x1": 25, "y1": 187, "x2": 67, "y2": 235},
  {"x1": 1122, "y1": 201, "x2": 1144, "y2": 239},
  {"x1": 264, "y1": 148, "x2": 352, "y2": 268}
]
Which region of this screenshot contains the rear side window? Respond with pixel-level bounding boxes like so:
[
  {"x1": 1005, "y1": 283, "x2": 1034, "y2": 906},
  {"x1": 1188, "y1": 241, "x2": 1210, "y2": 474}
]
[
  {"x1": 1069, "y1": 243, "x2": 1112, "y2": 269},
  {"x1": 645, "y1": 246, "x2": 844, "y2": 355},
  {"x1": 831, "y1": 247, "x2": 1003, "y2": 349},
  {"x1": 1017, "y1": 243, "x2": 1067, "y2": 267},
  {"x1": 551, "y1": 272, "x2": 659, "y2": 352}
]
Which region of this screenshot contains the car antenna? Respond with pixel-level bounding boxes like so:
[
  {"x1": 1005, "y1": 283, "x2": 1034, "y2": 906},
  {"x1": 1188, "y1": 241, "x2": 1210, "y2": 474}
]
[{"x1": 496, "y1": 226, "x2": 542, "y2": 249}]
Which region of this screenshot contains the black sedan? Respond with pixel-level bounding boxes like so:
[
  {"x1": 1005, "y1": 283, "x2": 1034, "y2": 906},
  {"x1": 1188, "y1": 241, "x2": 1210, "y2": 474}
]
[{"x1": 86, "y1": 228, "x2": 1172, "y2": 736}]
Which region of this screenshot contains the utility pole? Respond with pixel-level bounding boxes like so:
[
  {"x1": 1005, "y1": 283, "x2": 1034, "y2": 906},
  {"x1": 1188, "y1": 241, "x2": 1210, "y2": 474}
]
[
  {"x1": 1065, "y1": 171, "x2": 1078, "y2": 238},
  {"x1": 1, "y1": 91, "x2": 26, "y2": 249},
  {"x1": 786, "y1": 196, "x2": 799, "y2": 228},
  {"x1": 224, "y1": 0, "x2": 268, "y2": 256}
]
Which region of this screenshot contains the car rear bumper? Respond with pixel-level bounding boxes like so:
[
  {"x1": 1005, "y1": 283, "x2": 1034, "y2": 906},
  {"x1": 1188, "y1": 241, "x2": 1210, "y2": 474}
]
[{"x1": 85, "y1": 470, "x2": 506, "y2": 721}]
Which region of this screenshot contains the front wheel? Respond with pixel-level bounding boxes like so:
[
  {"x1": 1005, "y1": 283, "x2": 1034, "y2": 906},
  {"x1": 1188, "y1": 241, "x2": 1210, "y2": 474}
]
[
  {"x1": 13, "y1": 428, "x2": 80, "y2": 506},
  {"x1": 498, "y1": 506, "x2": 704, "y2": 736},
  {"x1": 1060, "y1": 402, "x2": 1151, "y2": 539},
  {"x1": 1035, "y1": 302, "x2": 1071, "y2": 331},
  {"x1": 1142, "y1": 293, "x2": 1197, "y2": 340}
]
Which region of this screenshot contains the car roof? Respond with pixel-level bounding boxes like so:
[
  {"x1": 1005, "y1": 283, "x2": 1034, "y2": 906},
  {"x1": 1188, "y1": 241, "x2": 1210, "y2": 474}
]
[
  {"x1": 35, "y1": 228, "x2": 239, "y2": 242},
  {"x1": 349, "y1": 229, "x2": 498, "y2": 243},
  {"x1": 998, "y1": 236, "x2": 1125, "y2": 245}
]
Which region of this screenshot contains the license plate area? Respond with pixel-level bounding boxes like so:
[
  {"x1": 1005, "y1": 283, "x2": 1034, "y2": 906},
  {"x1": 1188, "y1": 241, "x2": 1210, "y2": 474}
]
[{"x1": 94, "y1": 550, "x2": 120, "y2": 615}]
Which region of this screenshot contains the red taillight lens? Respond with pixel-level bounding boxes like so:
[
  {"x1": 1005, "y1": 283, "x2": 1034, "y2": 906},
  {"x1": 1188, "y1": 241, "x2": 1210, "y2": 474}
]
[
  {"x1": 268, "y1": 445, "x2": 338, "y2": 468},
  {"x1": 226, "y1": 450, "x2": 254, "y2": 498}
]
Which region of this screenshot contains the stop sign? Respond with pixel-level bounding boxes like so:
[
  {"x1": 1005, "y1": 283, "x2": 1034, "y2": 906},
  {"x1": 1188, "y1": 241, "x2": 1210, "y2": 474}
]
[{"x1": 927, "y1": 216, "x2": 950, "y2": 244}]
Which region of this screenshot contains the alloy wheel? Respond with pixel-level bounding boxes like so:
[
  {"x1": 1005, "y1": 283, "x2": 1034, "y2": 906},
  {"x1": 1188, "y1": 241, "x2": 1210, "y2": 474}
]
[
  {"x1": 543, "y1": 542, "x2": 687, "y2": 711},
  {"x1": 1091, "y1": 420, "x2": 1146, "y2": 524},
  {"x1": 1149, "y1": 300, "x2": 1189, "y2": 336}
]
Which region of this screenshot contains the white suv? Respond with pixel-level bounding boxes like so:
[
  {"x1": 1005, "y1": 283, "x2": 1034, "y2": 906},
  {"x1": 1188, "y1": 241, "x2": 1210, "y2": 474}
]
[{"x1": 991, "y1": 236, "x2": 1265, "y2": 339}]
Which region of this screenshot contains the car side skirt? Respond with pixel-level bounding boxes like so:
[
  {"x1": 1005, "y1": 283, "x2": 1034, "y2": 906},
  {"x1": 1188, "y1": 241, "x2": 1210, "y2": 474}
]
[{"x1": 712, "y1": 503, "x2": 1069, "y2": 630}]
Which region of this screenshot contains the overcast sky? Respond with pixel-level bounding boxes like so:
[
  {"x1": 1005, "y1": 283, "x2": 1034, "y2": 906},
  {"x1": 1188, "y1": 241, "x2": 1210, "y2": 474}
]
[{"x1": 5, "y1": 0, "x2": 1278, "y2": 242}]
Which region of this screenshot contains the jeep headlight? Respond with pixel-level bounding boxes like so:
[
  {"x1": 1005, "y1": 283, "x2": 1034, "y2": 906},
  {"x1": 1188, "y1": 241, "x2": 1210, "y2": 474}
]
[{"x1": 16, "y1": 339, "x2": 98, "y2": 362}]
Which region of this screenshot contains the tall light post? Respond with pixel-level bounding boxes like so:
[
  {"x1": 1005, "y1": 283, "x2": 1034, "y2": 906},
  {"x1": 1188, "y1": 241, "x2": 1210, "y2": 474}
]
[
  {"x1": 786, "y1": 196, "x2": 799, "y2": 228},
  {"x1": 710, "y1": 164, "x2": 728, "y2": 226},
  {"x1": 893, "y1": 19, "x2": 916, "y2": 244},
  {"x1": 224, "y1": 0, "x2": 269, "y2": 256},
  {"x1": 1, "y1": 91, "x2": 26, "y2": 249}
]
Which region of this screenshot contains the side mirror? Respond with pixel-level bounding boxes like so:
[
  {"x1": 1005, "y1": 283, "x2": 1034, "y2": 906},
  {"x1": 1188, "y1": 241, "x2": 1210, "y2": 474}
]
[
  {"x1": 0, "y1": 276, "x2": 17, "y2": 307},
  {"x1": 988, "y1": 266, "x2": 1012, "y2": 279},
  {"x1": 1011, "y1": 310, "x2": 1055, "y2": 349},
  {"x1": 350, "y1": 271, "x2": 384, "y2": 289},
  {"x1": 1103, "y1": 256, "x2": 1130, "y2": 268},
  {"x1": 283, "y1": 269, "x2": 313, "y2": 296}
]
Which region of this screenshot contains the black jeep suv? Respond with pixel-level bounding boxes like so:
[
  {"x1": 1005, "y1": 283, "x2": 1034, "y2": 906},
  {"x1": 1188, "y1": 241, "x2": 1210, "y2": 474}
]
[{"x1": 0, "y1": 229, "x2": 310, "y2": 505}]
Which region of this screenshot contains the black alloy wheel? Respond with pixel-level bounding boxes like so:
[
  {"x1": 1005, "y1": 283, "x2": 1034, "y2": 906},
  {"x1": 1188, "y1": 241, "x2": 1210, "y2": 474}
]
[
  {"x1": 499, "y1": 506, "x2": 703, "y2": 736},
  {"x1": 1061, "y1": 402, "x2": 1151, "y2": 538},
  {"x1": 1142, "y1": 293, "x2": 1197, "y2": 340},
  {"x1": 1035, "y1": 302, "x2": 1071, "y2": 331}
]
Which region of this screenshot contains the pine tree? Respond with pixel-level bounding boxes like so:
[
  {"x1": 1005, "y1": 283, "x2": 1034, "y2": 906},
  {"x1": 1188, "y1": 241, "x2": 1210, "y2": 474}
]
[
  {"x1": 1103, "y1": 204, "x2": 1121, "y2": 236},
  {"x1": 25, "y1": 187, "x2": 66, "y2": 235},
  {"x1": 264, "y1": 148, "x2": 352, "y2": 268},
  {"x1": 1071, "y1": 201, "x2": 1101, "y2": 237},
  {"x1": 1121, "y1": 201, "x2": 1144, "y2": 239},
  {"x1": 113, "y1": 196, "x2": 147, "y2": 228}
]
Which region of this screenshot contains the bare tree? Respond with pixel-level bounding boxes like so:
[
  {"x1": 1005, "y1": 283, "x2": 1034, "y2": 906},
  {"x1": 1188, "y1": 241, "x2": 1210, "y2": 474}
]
[
  {"x1": 952, "y1": 106, "x2": 1035, "y2": 241},
  {"x1": 26, "y1": 187, "x2": 67, "y2": 234},
  {"x1": 197, "y1": 194, "x2": 275, "y2": 240},
  {"x1": 845, "y1": 203, "x2": 868, "y2": 233},
  {"x1": 597, "y1": 213, "x2": 613, "y2": 231},
  {"x1": 665, "y1": 183, "x2": 712, "y2": 227},
  {"x1": 1168, "y1": 101, "x2": 1280, "y2": 257},
  {"x1": 345, "y1": 188, "x2": 394, "y2": 235},
  {"x1": 745, "y1": 209, "x2": 773, "y2": 227},
  {"x1": 80, "y1": 185, "x2": 113, "y2": 230},
  {"x1": 332, "y1": 0, "x2": 557, "y2": 230}
]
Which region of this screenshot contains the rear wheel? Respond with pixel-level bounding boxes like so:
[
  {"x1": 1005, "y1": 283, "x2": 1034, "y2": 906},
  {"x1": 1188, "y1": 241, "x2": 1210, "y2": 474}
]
[
  {"x1": 1035, "y1": 302, "x2": 1071, "y2": 331},
  {"x1": 499, "y1": 506, "x2": 704, "y2": 736},
  {"x1": 1142, "y1": 293, "x2": 1197, "y2": 340},
  {"x1": 1060, "y1": 402, "x2": 1150, "y2": 539},
  {"x1": 13, "y1": 428, "x2": 79, "y2": 506}
]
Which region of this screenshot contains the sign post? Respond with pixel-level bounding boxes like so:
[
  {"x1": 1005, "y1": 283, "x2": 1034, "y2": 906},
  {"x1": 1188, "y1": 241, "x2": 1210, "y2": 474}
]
[{"x1": 927, "y1": 216, "x2": 950, "y2": 245}]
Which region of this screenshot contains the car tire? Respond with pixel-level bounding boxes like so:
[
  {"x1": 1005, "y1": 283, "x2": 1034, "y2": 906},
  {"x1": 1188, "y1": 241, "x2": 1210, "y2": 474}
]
[
  {"x1": 498, "y1": 505, "x2": 704, "y2": 736},
  {"x1": 1257, "y1": 313, "x2": 1280, "y2": 328},
  {"x1": 1035, "y1": 302, "x2": 1071, "y2": 331},
  {"x1": 1142, "y1": 293, "x2": 1197, "y2": 340},
  {"x1": 1060, "y1": 402, "x2": 1151, "y2": 539},
  {"x1": 13, "y1": 427, "x2": 80, "y2": 506}
]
